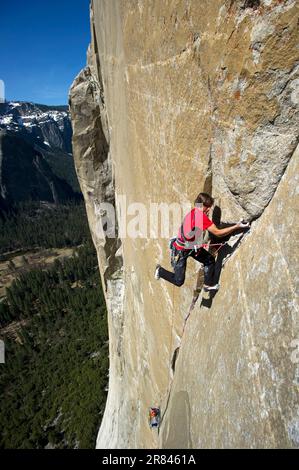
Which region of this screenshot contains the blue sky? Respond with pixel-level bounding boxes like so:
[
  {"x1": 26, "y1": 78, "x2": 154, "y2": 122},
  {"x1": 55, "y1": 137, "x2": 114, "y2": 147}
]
[{"x1": 0, "y1": 0, "x2": 91, "y2": 105}]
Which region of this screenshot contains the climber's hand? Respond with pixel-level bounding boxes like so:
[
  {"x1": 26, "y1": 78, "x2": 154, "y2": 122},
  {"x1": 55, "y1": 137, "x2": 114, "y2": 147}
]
[{"x1": 237, "y1": 219, "x2": 250, "y2": 229}]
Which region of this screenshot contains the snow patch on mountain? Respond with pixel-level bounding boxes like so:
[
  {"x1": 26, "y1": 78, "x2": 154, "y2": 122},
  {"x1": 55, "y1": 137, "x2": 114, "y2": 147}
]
[{"x1": 0, "y1": 101, "x2": 72, "y2": 153}]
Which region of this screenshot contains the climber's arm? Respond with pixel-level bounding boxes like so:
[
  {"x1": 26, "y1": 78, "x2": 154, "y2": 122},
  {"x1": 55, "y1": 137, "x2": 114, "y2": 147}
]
[{"x1": 208, "y1": 221, "x2": 248, "y2": 238}]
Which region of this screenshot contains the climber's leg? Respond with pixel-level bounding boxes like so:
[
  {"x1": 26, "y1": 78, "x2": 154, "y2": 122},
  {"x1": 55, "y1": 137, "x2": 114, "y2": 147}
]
[
  {"x1": 157, "y1": 252, "x2": 188, "y2": 287},
  {"x1": 191, "y1": 248, "x2": 216, "y2": 287}
]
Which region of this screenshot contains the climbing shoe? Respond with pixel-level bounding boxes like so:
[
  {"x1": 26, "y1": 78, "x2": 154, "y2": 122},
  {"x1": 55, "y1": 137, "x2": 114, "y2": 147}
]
[
  {"x1": 154, "y1": 265, "x2": 161, "y2": 280},
  {"x1": 203, "y1": 283, "x2": 220, "y2": 292}
]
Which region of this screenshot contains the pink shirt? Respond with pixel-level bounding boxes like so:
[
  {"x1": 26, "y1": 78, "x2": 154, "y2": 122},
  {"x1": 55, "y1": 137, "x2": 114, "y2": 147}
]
[{"x1": 174, "y1": 207, "x2": 213, "y2": 251}]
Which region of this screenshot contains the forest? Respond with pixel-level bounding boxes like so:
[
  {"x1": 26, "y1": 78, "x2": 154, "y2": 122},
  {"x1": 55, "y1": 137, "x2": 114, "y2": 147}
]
[
  {"x1": 0, "y1": 202, "x2": 108, "y2": 449},
  {"x1": 0, "y1": 201, "x2": 88, "y2": 255}
]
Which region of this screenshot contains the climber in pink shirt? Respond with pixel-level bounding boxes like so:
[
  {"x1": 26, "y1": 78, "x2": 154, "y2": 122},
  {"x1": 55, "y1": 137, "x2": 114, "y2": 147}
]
[{"x1": 155, "y1": 193, "x2": 249, "y2": 291}]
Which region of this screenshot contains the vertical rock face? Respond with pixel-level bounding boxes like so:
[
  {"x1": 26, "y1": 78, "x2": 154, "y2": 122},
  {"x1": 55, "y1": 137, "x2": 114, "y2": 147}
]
[{"x1": 70, "y1": 0, "x2": 299, "y2": 448}]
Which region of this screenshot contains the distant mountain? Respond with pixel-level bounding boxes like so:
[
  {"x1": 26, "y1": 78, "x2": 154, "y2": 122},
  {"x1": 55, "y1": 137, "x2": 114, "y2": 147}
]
[{"x1": 0, "y1": 101, "x2": 81, "y2": 211}]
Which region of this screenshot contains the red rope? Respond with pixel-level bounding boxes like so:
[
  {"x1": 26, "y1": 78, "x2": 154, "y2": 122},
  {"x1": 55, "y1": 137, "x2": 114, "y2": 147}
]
[
  {"x1": 201, "y1": 243, "x2": 225, "y2": 248},
  {"x1": 192, "y1": 242, "x2": 226, "y2": 257}
]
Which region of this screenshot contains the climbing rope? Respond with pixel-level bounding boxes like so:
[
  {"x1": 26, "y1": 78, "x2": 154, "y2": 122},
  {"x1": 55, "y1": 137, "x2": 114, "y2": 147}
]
[
  {"x1": 183, "y1": 241, "x2": 229, "y2": 324},
  {"x1": 158, "y1": 229, "x2": 251, "y2": 431},
  {"x1": 158, "y1": 283, "x2": 176, "y2": 432},
  {"x1": 186, "y1": 230, "x2": 251, "y2": 318},
  {"x1": 160, "y1": 242, "x2": 226, "y2": 428}
]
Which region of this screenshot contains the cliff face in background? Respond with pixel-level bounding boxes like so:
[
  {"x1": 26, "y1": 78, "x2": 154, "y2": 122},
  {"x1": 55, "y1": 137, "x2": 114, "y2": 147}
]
[{"x1": 69, "y1": 0, "x2": 299, "y2": 448}]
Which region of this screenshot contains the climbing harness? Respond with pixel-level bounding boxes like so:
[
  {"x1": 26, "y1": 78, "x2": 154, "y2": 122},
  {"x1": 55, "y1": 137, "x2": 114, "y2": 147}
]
[{"x1": 169, "y1": 237, "x2": 226, "y2": 269}]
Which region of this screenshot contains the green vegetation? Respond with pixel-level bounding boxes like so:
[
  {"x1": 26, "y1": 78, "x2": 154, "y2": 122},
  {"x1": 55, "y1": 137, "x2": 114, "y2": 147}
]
[
  {"x1": 0, "y1": 203, "x2": 109, "y2": 449},
  {"x1": 0, "y1": 201, "x2": 88, "y2": 256}
]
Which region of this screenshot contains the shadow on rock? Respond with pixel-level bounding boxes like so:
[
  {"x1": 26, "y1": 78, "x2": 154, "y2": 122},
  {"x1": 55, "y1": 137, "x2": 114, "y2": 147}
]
[
  {"x1": 160, "y1": 391, "x2": 193, "y2": 449},
  {"x1": 200, "y1": 205, "x2": 250, "y2": 309}
]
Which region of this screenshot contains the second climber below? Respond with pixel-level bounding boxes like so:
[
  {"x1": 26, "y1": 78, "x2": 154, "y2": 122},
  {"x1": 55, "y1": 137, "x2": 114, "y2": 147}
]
[{"x1": 154, "y1": 192, "x2": 249, "y2": 291}]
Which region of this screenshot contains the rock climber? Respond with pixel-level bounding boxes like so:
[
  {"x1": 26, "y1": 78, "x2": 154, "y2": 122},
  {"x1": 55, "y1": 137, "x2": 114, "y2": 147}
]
[{"x1": 154, "y1": 192, "x2": 249, "y2": 291}]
